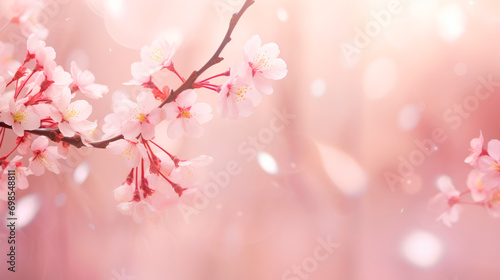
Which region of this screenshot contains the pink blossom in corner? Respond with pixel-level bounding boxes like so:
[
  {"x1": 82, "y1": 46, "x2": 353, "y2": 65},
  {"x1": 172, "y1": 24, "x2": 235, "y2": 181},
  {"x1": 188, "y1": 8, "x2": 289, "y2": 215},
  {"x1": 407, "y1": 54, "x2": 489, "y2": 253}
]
[
  {"x1": 0, "y1": 100, "x2": 40, "y2": 136},
  {"x1": 466, "y1": 169, "x2": 488, "y2": 202},
  {"x1": 465, "y1": 131, "x2": 484, "y2": 166},
  {"x1": 121, "y1": 91, "x2": 165, "y2": 140},
  {"x1": 70, "y1": 61, "x2": 109, "y2": 99},
  {"x1": 28, "y1": 136, "x2": 65, "y2": 176},
  {"x1": 428, "y1": 176, "x2": 463, "y2": 227},
  {"x1": 243, "y1": 35, "x2": 287, "y2": 94},
  {"x1": 49, "y1": 88, "x2": 96, "y2": 137},
  {"x1": 477, "y1": 139, "x2": 500, "y2": 188},
  {"x1": 164, "y1": 89, "x2": 212, "y2": 139},
  {"x1": 107, "y1": 139, "x2": 148, "y2": 168},
  {"x1": 218, "y1": 62, "x2": 261, "y2": 119}
]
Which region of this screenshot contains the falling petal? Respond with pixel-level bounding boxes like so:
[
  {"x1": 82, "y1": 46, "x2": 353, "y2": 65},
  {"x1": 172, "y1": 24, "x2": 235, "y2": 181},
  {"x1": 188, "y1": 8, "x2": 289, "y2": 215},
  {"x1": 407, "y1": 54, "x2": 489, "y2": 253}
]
[{"x1": 316, "y1": 142, "x2": 368, "y2": 197}]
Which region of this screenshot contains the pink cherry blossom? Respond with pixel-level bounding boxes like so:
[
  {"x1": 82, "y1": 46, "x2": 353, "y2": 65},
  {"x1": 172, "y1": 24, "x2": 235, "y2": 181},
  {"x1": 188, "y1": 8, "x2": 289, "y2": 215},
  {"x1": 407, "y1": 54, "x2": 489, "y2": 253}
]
[
  {"x1": 102, "y1": 96, "x2": 137, "y2": 139},
  {"x1": 477, "y1": 139, "x2": 500, "y2": 188},
  {"x1": 113, "y1": 181, "x2": 135, "y2": 202},
  {"x1": 1, "y1": 156, "x2": 31, "y2": 193},
  {"x1": 4, "y1": 0, "x2": 48, "y2": 39},
  {"x1": 169, "y1": 155, "x2": 213, "y2": 189},
  {"x1": 107, "y1": 139, "x2": 148, "y2": 168},
  {"x1": 121, "y1": 91, "x2": 165, "y2": 140},
  {"x1": 428, "y1": 176, "x2": 463, "y2": 227},
  {"x1": 218, "y1": 62, "x2": 261, "y2": 119},
  {"x1": 70, "y1": 61, "x2": 109, "y2": 99},
  {"x1": 1, "y1": 100, "x2": 40, "y2": 136},
  {"x1": 243, "y1": 35, "x2": 288, "y2": 94},
  {"x1": 140, "y1": 39, "x2": 176, "y2": 73},
  {"x1": 164, "y1": 89, "x2": 212, "y2": 139},
  {"x1": 49, "y1": 88, "x2": 96, "y2": 137},
  {"x1": 466, "y1": 169, "x2": 488, "y2": 202},
  {"x1": 465, "y1": 131, "x2": 484, "y2": 166},
  {"x1": 26, "y1": 35, "x2": 55, "y2": 69},
  {"x1": 42, "y1": 61, "x2": 73, "y2": 98},
  {"x1": 117, "y1": 200, "x2": 156, "y2": 223},
  {"x1": 124, "y1": 62, "x2": 154, "y2": 86},
  {"x1": 28, "y1": 136, "x2": 65, "y2": 176},
  {"x1": 16, "y1": 134, "x2": 31, "y2": 155}
]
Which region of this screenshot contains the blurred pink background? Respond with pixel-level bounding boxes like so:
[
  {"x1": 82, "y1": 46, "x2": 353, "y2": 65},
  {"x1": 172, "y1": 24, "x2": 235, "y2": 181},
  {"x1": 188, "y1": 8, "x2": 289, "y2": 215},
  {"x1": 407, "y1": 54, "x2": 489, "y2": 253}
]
[{"x1": 2, "y1": 0, "x2": 500, "y2": 279}]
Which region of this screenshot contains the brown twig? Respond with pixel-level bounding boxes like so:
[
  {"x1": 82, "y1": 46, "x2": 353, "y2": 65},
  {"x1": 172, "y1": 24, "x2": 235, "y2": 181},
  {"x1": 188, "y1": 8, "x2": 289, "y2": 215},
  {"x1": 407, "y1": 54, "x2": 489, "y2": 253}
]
[{"x1": 0, "y1": 0, "x2": 254, "y2": 149}]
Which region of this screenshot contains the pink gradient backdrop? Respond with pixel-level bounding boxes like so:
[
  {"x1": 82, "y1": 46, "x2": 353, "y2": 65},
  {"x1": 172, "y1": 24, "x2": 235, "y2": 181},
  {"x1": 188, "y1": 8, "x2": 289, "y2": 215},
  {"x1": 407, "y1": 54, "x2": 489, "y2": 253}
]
[{"x1": 1, "y1": 0, "x2": 500, "y2": 279}]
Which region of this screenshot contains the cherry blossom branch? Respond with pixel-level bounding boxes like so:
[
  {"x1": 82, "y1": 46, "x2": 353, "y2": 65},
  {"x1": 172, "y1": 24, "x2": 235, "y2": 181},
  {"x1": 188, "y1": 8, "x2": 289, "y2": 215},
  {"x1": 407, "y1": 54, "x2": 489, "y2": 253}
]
[
  {"x1": 160, "y1": 0, "x2": 254, "y2": 106},
  {"x1": 0, "y1": 0, "x2": 254, "y2": 150}
]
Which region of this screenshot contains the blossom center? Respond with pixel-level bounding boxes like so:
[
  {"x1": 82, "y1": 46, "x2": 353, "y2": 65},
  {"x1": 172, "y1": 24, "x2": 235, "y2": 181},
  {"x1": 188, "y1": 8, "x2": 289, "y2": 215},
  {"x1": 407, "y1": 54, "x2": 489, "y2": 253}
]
[
  {"x1": 36, "y1": 153, "x2": 54, "y2": 169},
  {"x1": 132, "y1": 109, "x2": 148, "y2": 122},
  {"x1": 14, "y1": 110, "x2": 28, "y2": 123},
  {"x1": 448, "y1": 196, "x2": 460, "y2": 207},
  {"x1": 477, "y1": 179, "x2": 486, "y2": 190},
  {"x1": 252, "y1": 52, "x2": 270, "y2": 71},
  {"x1": 64, "y1": 108, "x2": 80, "y2": 120},
  {"x1": 180, "y1": 110, "x2": 191, "y2": 118},
  {"x1": 150, "y1": 48, "x2": 164, "y2": 63},
  {"x1": 231, "y1": 86, "x2": 249, "y2": 102}
]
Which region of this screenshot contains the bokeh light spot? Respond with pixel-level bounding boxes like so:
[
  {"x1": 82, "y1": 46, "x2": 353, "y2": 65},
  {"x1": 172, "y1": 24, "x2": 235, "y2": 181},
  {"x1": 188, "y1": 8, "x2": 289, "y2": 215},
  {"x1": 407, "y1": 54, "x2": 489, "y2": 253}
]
[
  {"x1": 74, "y1": 162, "x2": 90, "y2": 185},
  {"x1": 311, "y1": 78, "x2": 327, "y2": 97},
  {"x1": 398, "y1": 104, "x2": 421, "y2": 131},
  {"x1": 15, "y1": 194, "x2": 41, "y2": 229},
  {"x1": 258, "y1": 152, "x2": 279, "y2": 175},
  {"x1": 277, "y1": 8, "x2": 288, "y2": 22},
  {"x1": 401, "y1": 230, "x2": 443, "y2": 268},
  {"x1": 437, "y1": 4, "x2": 465, "y2": 42}
]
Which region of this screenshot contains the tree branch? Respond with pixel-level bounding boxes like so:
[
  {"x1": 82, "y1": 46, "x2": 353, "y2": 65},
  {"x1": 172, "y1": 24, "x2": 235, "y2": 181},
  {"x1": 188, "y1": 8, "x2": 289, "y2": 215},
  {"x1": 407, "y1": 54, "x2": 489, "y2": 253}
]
[{"x1": 0, "y1": 0, "x2": 255, "y2": 149}]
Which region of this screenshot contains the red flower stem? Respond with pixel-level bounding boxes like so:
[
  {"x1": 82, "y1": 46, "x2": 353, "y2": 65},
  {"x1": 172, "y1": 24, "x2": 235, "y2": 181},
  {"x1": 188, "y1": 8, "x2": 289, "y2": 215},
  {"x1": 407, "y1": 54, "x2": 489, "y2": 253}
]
[
  {"x1": 168, "y1": 63, "x2": 185, "y2": 83},
  {"x1": 14, "y1": 69, "x2": 37, "y2": 99},
  {"x1": 198, "y1": 70, "x2": 230, "y2": 83},
  {"x1": 1, "y1": 140, "x2": 22, "y2": 160},
  {"x1": 460, "y1": 189, "x2": 471, "y2": 197},
  {"x1": 149, "y1": 140, "x2": 175, "y2": 160},
  {"x1": 459, "y1": 201, "x2": 486, "y2": 206}
]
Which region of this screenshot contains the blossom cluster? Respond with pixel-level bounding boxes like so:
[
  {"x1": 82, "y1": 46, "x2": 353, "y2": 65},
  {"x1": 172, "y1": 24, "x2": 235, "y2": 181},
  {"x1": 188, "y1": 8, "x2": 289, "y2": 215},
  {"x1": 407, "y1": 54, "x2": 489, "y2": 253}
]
[
  {"x1": 105, "y1": 35, "x2": 287, "y2": 222},
  {"x1": 0, "y1": 34, "x2": 108, "y2": 200},
  {"x1": 0, "y1": 0, "x2": 287, "y2": 223},
  {"x1": 430, "y1": 131, "x2": 500, "y2": 227}
]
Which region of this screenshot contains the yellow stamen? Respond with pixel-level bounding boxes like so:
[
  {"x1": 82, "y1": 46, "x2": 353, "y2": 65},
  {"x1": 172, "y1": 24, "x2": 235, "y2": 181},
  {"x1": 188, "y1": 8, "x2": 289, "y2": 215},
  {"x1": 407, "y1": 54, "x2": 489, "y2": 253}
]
[
  {"x1": 63, "y1": 108, "x2": 81, "y2": 120},
  {"x1": 181, "y1": 111, "x2": 191, "y2": 118},
  {"x1": 14, "y1": 110, "x2": 28, "y2": 124},
  {"x1": 150, "y1": 48, "x2": 164, "y2": 63}
]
